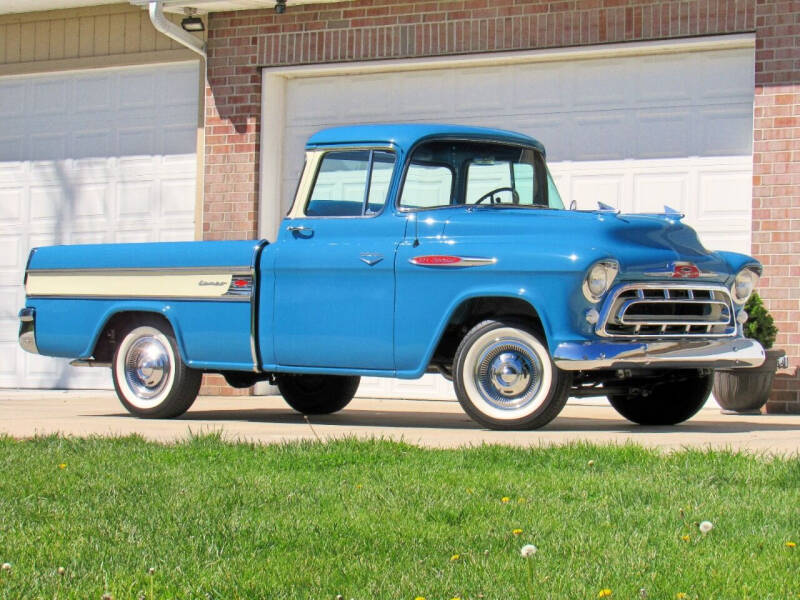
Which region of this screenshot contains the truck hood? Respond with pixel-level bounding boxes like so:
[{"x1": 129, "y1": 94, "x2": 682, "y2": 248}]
[{"x1": 434, "y1": 207, "x2": 744, "y2": 283}]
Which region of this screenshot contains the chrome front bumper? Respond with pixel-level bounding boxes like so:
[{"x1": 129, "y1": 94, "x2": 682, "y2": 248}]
[
  {"x1": 553, "y1": 337, "x2": 764, "y2": 371},
  {"x1": 18, "y1": 308, "x2": 39, "y2": 355}
]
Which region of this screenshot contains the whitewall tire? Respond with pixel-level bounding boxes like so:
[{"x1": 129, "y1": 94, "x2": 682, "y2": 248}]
[
  {"x1": 453, "y1": 320, "x2": 571, "y2": 430},
  {"x1": 112, "y1": 318, "x2": 201, "y2": 418}
]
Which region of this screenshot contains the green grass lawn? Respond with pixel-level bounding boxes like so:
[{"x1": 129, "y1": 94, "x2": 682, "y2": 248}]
[{"x1": 0, "y1": 435, "x2": 798, "y2": 600}]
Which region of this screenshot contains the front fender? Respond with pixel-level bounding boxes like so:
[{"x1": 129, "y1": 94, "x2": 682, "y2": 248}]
[{"x1": 397, "y1": 287, "x2": 552, "y2": 379}]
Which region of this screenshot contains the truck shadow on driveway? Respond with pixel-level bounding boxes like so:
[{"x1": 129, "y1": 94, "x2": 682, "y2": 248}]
[{"x1": 99, "y1": 407, "x2": 800, "y2": 435}]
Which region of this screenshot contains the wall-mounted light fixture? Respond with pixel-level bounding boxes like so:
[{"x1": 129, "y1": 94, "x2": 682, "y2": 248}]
[
  {"x1": 275, "y1": 0, "x2": 287, "y2": 14},
  {"x1": 181, "y1": 7, "x2": 205, "y2": 32}
]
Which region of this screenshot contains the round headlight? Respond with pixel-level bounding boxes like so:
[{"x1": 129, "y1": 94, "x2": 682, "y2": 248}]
[
  {"x1": 731, "y1": 267, "x2": 759, "y2": 304},
  {"x1": 583, "y1": 260, "x2": 619, "y2": 303}
]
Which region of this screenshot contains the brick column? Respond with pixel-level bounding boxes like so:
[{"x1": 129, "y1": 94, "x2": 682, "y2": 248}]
[{"x1": 753, "y1": 0, "x2": 800, "y2": 413}]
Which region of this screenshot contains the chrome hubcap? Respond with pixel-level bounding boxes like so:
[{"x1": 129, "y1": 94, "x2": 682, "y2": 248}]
[
  {"x1": 124, "y1": 337, "x2": 171, "y2": 399},
  {"x1": 474, "y1": 339, "x2": 542, "y2": 410}
]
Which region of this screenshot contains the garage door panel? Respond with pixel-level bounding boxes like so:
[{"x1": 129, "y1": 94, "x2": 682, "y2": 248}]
[
  {"x1": 119, "y1": 72, "x2": 157, "y2": 109},
  {"x1": 572, "y1": 114, "x2": 630, "y2": 161},
  {"x1": 632, "y1": 173, "x2": 689, "y2": 214},
  {"x1": 0, "y1": 82, "x2": 24, "y2": 116},
  {"x1": 635, "y1": 54, "x2": 694, "y2": 105},
  {"x1": 395, "y1": 71, "x2": 448, "y2": 118},
  {"x1": 635, "y1": 111, "x2": 692, "y2": 159},
  {"x1": 119, "y1": 127, "x2": 156, "y2": 157},
  {"x1": 511, "y1": 63, "x2": 565, "y2": 111},
  {"x1": 572, "y1": 60, "x2": 630, "y2": 109},
  {"x1": 160, "y1": 179, "x2": 195, "y2": 218},
  {"x1": 700, "y1": 50, "x2": 755, "y2": 102},
  {"x1": 0, "y1": 137, "x2": 24, "y2": 163},
  {"x1": 33, "y1": 79, "x2": 70, "y2": 115},
  {"x1": 697, "y1": 107, "x2": 754, "y2": 156}
]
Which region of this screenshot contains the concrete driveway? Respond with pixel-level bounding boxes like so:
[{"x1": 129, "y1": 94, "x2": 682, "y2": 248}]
[{"x1": 1, "y1": 390, "x2": 799, "y2": 454}]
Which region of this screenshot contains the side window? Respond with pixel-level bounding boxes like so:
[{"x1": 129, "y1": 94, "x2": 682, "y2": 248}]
[
  {"x1": 399, "y1": 163, "x2": 453, "y2": 208},
  {"x1": 305, "y1": 150, "x2": 395, "y2": 217}
]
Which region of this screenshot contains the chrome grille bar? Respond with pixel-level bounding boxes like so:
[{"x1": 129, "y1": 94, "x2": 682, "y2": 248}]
[{"x1": 597, "y1": 283, "x2": 737, "y2": 338}]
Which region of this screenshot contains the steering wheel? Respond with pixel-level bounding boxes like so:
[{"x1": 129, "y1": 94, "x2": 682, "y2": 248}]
[{"x1": 474, "y1": 186, "x2": 520, "y2": 205}]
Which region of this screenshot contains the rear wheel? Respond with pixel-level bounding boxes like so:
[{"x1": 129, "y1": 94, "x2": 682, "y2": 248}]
[
  {"x1": 277, "y1": 374, "x2": 360, "y2": 415},
  {"x1": 608, "y1": 370, "x2": 712, "y2": 425},
  {"x1": 453, "y1": 320, "x2": 571, "y2": 430},
  {"x1": 112, "y1": 318, "x2": 201, "y2": 418}
]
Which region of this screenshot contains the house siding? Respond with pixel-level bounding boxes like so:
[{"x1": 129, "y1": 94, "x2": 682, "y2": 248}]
[{"x1": 0, "y1": 4, "x2": 197, "y2": 73}]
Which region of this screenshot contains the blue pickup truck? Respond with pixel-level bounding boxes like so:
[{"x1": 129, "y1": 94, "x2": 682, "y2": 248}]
[{"x1": 19, "y1": 124, "x2": 765, "y2": 430}]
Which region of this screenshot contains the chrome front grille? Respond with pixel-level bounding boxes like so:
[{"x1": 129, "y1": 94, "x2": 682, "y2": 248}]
[{"x1": 597, "y1": 284, "x2": 736, "y2": 338}]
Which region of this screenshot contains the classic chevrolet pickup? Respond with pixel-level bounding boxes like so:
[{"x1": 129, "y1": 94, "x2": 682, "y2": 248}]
[{"x1": 19, "y1": 124, "x2": 765, "y2": 430}]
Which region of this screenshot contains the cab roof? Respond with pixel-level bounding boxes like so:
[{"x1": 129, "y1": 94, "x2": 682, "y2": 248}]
[{"x1": 306, "y1": 123, "x2": 545, "y2": 155}]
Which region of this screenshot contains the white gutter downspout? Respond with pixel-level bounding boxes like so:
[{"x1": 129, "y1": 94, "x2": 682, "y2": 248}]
[{"x1": 147, "y1": 0, "x2": 206, "y2": 59}]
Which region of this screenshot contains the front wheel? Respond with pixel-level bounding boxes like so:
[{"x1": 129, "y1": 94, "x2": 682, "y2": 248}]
[
  {"x1": 112, "y1": 318, "x2": 201, "y2": 418},
  {"x1": 277, "y1": 374, "x2": 360, "y2": 415},
  {"x1": 608, "y1": 370, "x2": 712, "y2": 425},
  {"x1": 453, "y1": 320, "x2": 571, "y2": 430}
]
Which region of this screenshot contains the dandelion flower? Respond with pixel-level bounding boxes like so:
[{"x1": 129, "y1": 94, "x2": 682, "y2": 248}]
[
  {"x1": 512, "y1": 528, "x2": 523, "y2": 536},
  {"x1": 786, "y1": 541, "x2": 796, "y2": 548},
  {"x1": 520, "y1": 544, "x2": 537, "y2": 558},
  {"x1": 501, "y1": 497, "x2": 510, "y2": 503},
  {"x1": 58, "y1": 463, "x2": 66, "y2": 469},
  {"x1": 517, "y1": 497, "x2": 526, "y2": 504},
  {"x1": 451, "y1": 597, "x2": 461, "y2": 600},
  {"x1": 676, "y1": 593, "x2": 687, "y2": 599},
  {"x1": 414, "y1": 597, "x2": 426, "y2": 600},
  {"x1": 57, "y1": 567, "x2": 65, "y2": 576},
  {"x1": 450, "y1": 554, "x2": 460, "y2": 562},
  {"x1": 698, "y1": 521, "x2": 713, "y2": 534},
  {"x1": 1, "y1": 563, "x2": 10, "y2": 571},
  {"x1": 597, "y1": 589, "x2": 612, "y2": 598},
  {"x1": 681, "y1": 535, "x2": 690, "y2": 542}
]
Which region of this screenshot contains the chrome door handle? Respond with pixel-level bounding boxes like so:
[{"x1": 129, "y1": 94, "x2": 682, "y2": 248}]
[{"x1": 286, "y1": 225, "x2": 312, "y2": 233}]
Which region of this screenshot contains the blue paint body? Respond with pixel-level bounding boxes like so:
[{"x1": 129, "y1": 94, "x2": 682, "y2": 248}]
[{"x1": 22, "y1": 124, "x2": 758, "y2": 379}]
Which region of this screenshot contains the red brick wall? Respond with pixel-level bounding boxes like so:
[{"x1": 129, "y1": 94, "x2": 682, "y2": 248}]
[
  {"x1": 203, "y1": 0, "x2": 798, "y2": 409},
  {"x1": 753, "y1": 0, "x2": 800, "y2": 413}
]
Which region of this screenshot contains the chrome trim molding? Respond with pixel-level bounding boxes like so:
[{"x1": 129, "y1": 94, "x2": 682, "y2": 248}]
[
  {"x1": 27, "y1": 266, "x2": 252, "y2": 276},
  {"x1": 18, "y1": 308, "x2": 39, "y2": 355},
  {"x1": 409, "y1": 255, "x2": 497, "y2": 267},
  {"x1": 70, "y1": 359, "x2": 112, "y2": 368},
  {"x1": 248, "y1": 241, "x2": 268, "y2": 373},
  {"x1": 22, "y1": 294, "x2": 252, "y2": 302},
  {"x1": 554, "y1": 337, "x2": 765, "y2": 371}
]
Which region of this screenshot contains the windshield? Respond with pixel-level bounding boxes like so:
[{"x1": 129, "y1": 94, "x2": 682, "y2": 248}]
[{"x1": 399, "y1": 140, "x2": 563, "y2": 210}]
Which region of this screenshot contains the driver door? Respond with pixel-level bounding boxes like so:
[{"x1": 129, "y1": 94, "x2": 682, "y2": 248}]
[{"x1": 272, "y1": 149, "x2": 402, "y2": 371}]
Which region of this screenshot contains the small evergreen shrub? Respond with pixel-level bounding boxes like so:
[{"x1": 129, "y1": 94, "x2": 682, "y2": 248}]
[{"x1": 743, "y1": 292, "x2": 777, "y2": 349}]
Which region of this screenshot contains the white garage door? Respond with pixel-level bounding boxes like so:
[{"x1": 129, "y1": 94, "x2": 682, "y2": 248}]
[
  {"x1": 0, "y1": 62, "x2": 198, "y2": 389},
  {"x1": 273, "y1": 43, "x2": 755, "y2": 400}
]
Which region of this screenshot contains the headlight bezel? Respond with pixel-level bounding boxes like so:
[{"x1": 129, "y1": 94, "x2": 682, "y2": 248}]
[
  {"x1": 582, "y1": 259, "x2": 619, "y2": 303},
  {"x1": 731, "y1": 265, "x2": 761, "y2": 305}
]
